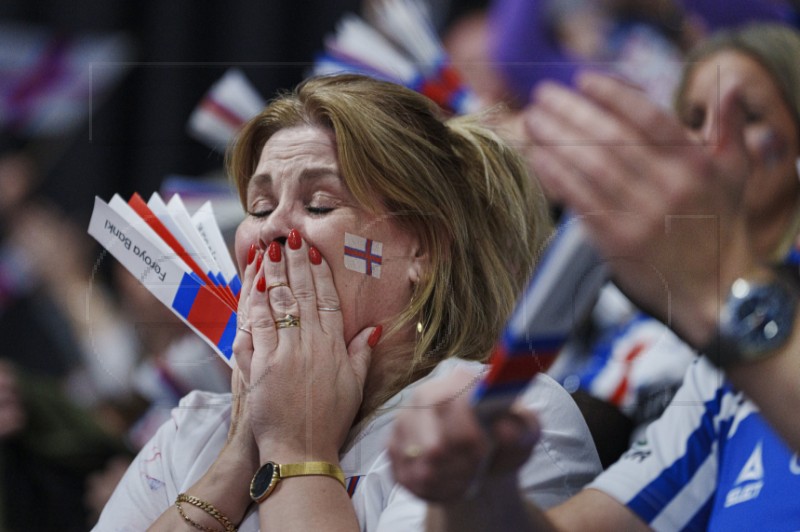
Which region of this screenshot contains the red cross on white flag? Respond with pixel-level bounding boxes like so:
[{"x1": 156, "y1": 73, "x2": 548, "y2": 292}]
[{"x1": 344, "y1": 232, "x2": 382, "y2": 278}]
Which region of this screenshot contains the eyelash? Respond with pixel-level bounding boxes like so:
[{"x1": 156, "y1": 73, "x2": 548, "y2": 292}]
[
  {"x1": 248, "y1": 209, "x2": 272, "y2": 218},
  {"x1": 248, "y1": 205, "x2": 334, "y2": 218}
]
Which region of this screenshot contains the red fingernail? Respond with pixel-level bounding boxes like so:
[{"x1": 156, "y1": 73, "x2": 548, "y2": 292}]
[
  {"x1": 288, "y1": 228, "x2": 302, "y2": 250},
  {"x1": 309, "y1": 246, "x2": 322, "y2": 265},
  {"x1": 268, "y1": 241, "x2": 281, "y2": 262},
  {"x1": 256, "y1": 251, "x2": 263, "y2": 271},
  {"x1": 247, "y1": 244, "x2": 256, "y2": 265},
  {"x1": 256, "y1": 276, "x2": 266, "y2": 292},
  {"x1": 368, "y1": 325, "x2": 383, "y2": 348}
]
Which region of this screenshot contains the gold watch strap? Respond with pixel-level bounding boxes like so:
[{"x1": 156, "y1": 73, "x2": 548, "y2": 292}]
[{"x1": 278, "y1": 461, "x2": 346, "y2": 487}]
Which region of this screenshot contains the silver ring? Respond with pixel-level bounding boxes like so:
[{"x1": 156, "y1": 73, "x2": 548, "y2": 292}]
[
  {"x1": 238, "y1": 326, "x2": 252, "y2": 335},
  {"x1": 274, "y1": 314, "x2": 301, "y2": 329},
  {"x1": 317, "y1": 306, "x2": 341, "y2": 312}
]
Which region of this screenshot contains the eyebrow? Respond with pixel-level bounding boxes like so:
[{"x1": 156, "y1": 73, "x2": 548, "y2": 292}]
[{"x1": 248, "y1": 165, "x2": 340, "y2": 189}]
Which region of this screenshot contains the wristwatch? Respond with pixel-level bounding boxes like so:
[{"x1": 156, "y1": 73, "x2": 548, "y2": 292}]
[
  {"x1": 704, "y1": 266, "x2": 799, "y2": 368},
  {"x1": 250, "y1": 461, "x2": 346, "y2": 503}
]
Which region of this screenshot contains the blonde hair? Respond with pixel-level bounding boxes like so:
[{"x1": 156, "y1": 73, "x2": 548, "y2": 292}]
[{"x1": 228, "y1": 74, "x2": 551, "y2": 410}]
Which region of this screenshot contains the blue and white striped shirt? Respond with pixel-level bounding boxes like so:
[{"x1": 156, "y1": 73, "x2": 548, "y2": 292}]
[{"x1": 591, "y1": 357, "x2": 800, "y2": 530}]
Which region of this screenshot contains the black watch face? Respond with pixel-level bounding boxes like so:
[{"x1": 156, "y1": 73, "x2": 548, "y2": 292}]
[
  {"x1": 252, "y1": 462, "x2": 277, "y2": 499},
  {"x1": 730, "y1": 282, "x2": 795, "y2": 356}
]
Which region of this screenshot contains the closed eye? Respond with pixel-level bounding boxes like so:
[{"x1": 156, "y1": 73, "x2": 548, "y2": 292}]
[{"x1": 307, "y1": 206, "x2": 334, "y2": 215}]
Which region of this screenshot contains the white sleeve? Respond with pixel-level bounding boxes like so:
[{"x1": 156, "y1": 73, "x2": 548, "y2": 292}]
[
  {"x1": 374, "y1": 484, "x2": 428, "y2": 532},
  {"x1": 92, "y1": 391, "x2": 232, "y2": 531},
  {"x1": 91, "y1": 411, "x2": 181, "y2": 531},
  {"x1": 516, "y1": 373, "x2": 603, "y2": 508}
]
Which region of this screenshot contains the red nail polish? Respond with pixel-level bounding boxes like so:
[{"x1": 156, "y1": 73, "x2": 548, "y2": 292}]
[
  {"x1": 247, "y1": 244, "x2": 256, "y2": 265},
  {"x1": 309, "y1": 246, "x2": 322, "y2": 265},
  {"x1": 268, "y1": 241, "x2": 282, "y2": 262},
  {"x1": 288, "y1": 229, "x2": 302, "y2": 250},
  {"x1": 256, "y1": 251, "x2": 263, "y2": 271},
  {"x1": 256, "y1": 276, "x2": 266, "y2": 292},
  {"x1": 368, "y1": 325, "x2": 383, "y2": 348}
]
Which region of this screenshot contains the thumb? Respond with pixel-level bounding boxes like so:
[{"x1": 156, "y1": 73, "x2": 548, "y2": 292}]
[{"x1": 346, "y1": 324, "x2": 381, "y2": 387}]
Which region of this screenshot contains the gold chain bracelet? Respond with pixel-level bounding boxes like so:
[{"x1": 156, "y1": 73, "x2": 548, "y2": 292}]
[{"x1": 175, "y1": 493, "x2": 237, "y2": 532}]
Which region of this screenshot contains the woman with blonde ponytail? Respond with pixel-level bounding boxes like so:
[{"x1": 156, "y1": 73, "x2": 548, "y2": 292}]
[{"x1": 94, "y1": 74, "x2": 600, "y2": 531}]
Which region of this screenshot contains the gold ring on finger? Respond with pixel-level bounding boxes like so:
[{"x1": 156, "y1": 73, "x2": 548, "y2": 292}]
[
  {"x1": 274, "y1": 314, "x2": 301, "y2": 329},
  {"x1": 404, "y1": 444, "x2": 422, "y2": 459}
]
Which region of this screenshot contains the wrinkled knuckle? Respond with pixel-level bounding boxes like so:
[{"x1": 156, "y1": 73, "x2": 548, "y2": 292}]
[
  {"x1": 317, "y1": 293, "x2": 340, "y2": 308},
  {"x1": 250, "y1": 316, "x2": 275, "y2": 331},
  {"x1": 269, "y1": 292, "x2": 295, "y2": 312},
  {"x1": 290, "y1": 286, "x2": 315, "y2": 302}
]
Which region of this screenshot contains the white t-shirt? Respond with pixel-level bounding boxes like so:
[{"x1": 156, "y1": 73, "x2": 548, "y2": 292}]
[{"x1": 94, "y1": 358, "x2": 601, "y2": 531}]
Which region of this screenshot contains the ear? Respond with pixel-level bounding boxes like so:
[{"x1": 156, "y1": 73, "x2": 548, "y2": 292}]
[{"x1": 407, "y1": 239, "x2": 429, "y2": 286}]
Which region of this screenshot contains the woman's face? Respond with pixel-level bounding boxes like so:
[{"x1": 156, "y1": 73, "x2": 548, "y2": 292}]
[
  {"x1": 234, "y1": 125, "x2": 423, "y2": 344},
  {"x1": 679, "y1": 50, "x2": 800, "y2": 220}
]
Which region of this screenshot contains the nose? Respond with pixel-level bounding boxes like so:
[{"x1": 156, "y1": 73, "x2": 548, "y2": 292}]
[{"x1": 256, "y1": 203, "x2": 292, "y2": 249}]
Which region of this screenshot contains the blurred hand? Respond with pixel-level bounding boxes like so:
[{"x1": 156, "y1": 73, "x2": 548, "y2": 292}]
[
  {"x1": 388, "y1": 367, "x2": 540, "y2": 502},
  {"x1": 524, "y1": 71, "x2": 753, "y2": 347}
]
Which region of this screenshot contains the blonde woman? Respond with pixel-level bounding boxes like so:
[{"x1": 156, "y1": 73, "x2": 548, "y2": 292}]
[{"x1": 93, "y1": 74, "x2": 600, "y2": 531}]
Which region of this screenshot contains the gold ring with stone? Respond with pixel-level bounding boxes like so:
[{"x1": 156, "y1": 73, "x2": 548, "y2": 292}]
[{"x1": 274, "y1": 314, "x2": 301, "y2": 329}]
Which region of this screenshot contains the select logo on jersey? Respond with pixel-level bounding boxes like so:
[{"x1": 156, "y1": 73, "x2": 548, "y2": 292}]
[{"x1": 724, "y1": 441, "x2": 764, "y2": 508}]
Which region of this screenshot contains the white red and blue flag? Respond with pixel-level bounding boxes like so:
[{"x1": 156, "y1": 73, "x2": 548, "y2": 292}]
[
  {"x1": 472, "y1": 216, "x2": 608, "y2": 421},
  {"x1": 88, "y1": 195, "x2": 238, "y2": 365},
  {"x1": 344, "y1": 232, "x2": 383, "y2": 279}
]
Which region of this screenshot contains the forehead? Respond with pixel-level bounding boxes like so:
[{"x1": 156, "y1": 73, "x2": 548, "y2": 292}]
[{"x1": 254, "y1": 126, "x2": 338, "y2": 174}]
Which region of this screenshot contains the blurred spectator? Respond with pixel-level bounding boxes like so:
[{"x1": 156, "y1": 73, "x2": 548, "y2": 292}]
[
  {"x1": 443, "y1": 8, "x2": 519, "y2": 110},
  {"x1": 481, "y1": 1, "x2": 800, "y2": 467},
  {"x1": 489, "y1": 0, "x2": 797, "y2": 106}
]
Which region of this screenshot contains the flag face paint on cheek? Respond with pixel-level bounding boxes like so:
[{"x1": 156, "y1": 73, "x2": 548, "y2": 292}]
[{"x1": 344, "y1": 232, "x2": 383, "y2": 279}]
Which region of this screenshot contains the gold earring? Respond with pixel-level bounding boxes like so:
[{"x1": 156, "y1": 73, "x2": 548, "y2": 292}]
[{"x1": 410, "y1": 282, "x2": 424, "y2": 338}]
